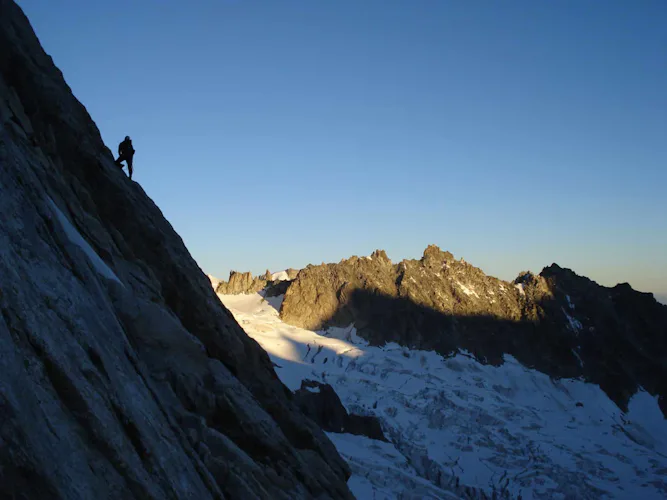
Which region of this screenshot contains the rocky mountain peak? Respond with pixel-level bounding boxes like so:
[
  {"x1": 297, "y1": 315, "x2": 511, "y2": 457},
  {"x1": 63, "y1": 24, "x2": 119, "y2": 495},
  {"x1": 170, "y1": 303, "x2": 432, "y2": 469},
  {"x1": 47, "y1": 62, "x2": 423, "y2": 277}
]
[
  {"x1": 279, "y1": 246, "x2": 667, "y2": 416},
  {"x1": 420, "y1": 244, "x2": 454, "y2": 268},
  {"x1": 215, "y1": 270, "x2": 269, "y2": 295},
  {"x1": 213, "y1": 268, "x2": 297, "y2": 296},
  {"x1": 370, "y1": 249, "x2": 391, "y2": 263}
]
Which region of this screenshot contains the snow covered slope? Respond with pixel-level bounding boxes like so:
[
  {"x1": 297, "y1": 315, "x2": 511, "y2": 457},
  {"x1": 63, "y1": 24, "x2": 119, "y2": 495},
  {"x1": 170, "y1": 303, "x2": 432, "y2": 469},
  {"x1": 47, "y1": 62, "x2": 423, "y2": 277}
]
[{"x1": 219, "y1": 292, "x2": 667, "y2": 499}]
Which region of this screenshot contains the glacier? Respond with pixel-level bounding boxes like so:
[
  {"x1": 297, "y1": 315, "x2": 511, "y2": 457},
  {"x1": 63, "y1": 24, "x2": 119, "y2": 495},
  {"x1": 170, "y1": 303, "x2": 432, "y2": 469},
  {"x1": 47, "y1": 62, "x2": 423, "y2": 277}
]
[{"x1": 218, "y1": 291, "x2": 667, "y2": 499}]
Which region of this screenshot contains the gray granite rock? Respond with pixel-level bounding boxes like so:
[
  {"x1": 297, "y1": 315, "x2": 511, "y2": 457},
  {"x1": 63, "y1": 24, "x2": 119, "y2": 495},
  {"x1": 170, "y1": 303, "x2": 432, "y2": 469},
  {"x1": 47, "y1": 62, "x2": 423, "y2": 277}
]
[{"x1": 0, "y1": 1, "x2": 351, "y2": 498}]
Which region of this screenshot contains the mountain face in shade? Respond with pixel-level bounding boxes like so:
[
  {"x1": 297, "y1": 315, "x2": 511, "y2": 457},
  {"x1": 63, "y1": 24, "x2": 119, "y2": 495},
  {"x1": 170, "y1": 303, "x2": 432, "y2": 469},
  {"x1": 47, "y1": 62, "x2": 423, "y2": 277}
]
[
  {"x1": 0, "y1": 1, "x2": 352, "y2": 498},
  {"x1": 279, "y1": 245, "x2": 667, "y2": 416}
]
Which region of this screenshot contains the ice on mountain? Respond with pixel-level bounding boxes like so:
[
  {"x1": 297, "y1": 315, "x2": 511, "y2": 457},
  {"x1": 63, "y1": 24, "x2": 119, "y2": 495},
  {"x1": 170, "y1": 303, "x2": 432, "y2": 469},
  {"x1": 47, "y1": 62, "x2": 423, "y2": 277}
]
[
  {"x1": 571, "y1": 348, "x2": 585, "y2": 368},
  {"x1": 48, "y1": 198, "x2": 122, "y2": 285},
  {"x1": 217, "y1": 291, "x2": 667, "y2": 499},
  {"x1": 562, "y1": 307, "x2": 583, "y2": 332}
]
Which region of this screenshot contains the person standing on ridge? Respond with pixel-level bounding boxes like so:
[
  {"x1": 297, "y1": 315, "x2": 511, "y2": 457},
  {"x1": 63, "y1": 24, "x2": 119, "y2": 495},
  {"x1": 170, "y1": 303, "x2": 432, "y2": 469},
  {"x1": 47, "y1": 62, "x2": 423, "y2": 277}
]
[{"x1": 115, "y1": 136, "x2": 135, "y2": 179}]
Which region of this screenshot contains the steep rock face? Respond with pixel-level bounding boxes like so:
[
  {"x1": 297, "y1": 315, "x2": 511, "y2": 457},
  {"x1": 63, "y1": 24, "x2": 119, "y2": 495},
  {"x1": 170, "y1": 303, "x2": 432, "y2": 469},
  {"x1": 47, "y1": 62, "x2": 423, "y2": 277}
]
[
  {"x1": 280, "y1": 245, "x2": 667, "y2": 415},
  {"x1": 0, "y1": 2, "x2": 351, "y2": 498},
  {"x1": 292, "y1": 381, "x2": 387, "y2": 442},
  {"x1": 265, "y1": 279, "x2": 292, "y2": 297},
  {"x1": 215, "y1": 271, "x2": 269, "y2": 295}
]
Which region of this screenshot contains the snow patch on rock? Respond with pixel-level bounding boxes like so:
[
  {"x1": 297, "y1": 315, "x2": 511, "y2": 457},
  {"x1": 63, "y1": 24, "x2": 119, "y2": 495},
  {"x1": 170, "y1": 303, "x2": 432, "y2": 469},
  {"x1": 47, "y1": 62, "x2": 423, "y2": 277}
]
[
  {"x1": 456, "y1": 282, "x2": 480, "y2": 298},
  {"x1": 48, "y1": 198, "x2": 122, "y2": 285},
  {"x1": 562, "y1": 307, "x2": 583, "y2": 333},
  {"x1": 271, "y1": 270, "x2": 291, "y2": 282}
]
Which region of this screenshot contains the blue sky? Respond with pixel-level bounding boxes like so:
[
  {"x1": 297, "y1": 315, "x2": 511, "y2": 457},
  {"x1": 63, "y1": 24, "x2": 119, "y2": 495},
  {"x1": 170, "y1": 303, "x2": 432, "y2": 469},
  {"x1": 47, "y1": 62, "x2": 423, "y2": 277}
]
[{"x1": 17, "y1": 0, "x2": 667, "y2": 301}]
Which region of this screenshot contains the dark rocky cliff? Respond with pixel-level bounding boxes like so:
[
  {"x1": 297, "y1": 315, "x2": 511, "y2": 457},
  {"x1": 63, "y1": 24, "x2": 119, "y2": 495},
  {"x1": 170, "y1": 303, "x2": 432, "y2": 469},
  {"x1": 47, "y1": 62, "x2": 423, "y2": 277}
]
[
  {"x1": 0, "y1": 1, "x2": 351, "y2": 498},
  {"x1": 280, "y1": 246, "x2": 667, "y2": 416}
]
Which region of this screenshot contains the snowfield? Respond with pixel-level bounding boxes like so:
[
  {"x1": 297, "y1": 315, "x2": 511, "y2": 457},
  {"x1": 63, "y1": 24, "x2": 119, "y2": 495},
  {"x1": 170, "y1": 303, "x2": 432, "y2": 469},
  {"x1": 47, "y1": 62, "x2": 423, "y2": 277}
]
[{"x1": 217, "y1": 292, "x2": 667, "y2": 499}]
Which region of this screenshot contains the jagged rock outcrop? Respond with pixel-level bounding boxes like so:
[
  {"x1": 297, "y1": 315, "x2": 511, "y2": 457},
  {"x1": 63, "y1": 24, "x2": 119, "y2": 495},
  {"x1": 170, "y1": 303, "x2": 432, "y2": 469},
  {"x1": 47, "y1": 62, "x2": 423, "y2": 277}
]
[
  {"x1": 284, "y1": 268, "x2": 300, "y2": 280},
  {"x1": 281, "y1": 245, "x2": 667, "y2": 415},
  {"x1": 0, "y1": 2, "x2": 351, "y2": 498},
  {"x1": 214, "y1": 269, "x2": 299, "y2": 297},
  {"x1": 265, "y1": 279, "x2": 291, "y2": 297},
  {"x1": 293, "y1": 381, "x2": 387, "y2": 442},
  {"x1": 215, "y1": 270, "x2": 270, "y2": 295}
]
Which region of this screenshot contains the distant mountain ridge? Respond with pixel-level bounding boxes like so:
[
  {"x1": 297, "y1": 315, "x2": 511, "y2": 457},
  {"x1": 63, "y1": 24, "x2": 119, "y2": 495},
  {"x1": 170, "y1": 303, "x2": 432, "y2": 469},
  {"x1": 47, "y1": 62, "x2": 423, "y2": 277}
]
[
  {"x1": 212, "y1": 269, "x2": 299, "y2": 295},
  {"x1": 267, "y1": 245, "x2": 667, "y2": 416}
]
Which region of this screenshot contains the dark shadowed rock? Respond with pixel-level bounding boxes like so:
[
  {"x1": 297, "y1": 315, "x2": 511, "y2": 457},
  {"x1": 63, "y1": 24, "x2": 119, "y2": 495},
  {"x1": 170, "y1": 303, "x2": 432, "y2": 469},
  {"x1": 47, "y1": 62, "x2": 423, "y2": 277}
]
[
  {"x1": 280, "y1": 246, "x2": 667, "y2": 416},
  {"x1": 265, "y1": 279, "x2": 292, "y2": 297},
  {"x1": 0, "y1": 1, "x2": 351, "y2": 498},
  {"x1": 293, "y1": 381, "x2": 387, "y2": 442},
  {"x1": 346, "y1": 415, "x2": 387, "y2": 443}
]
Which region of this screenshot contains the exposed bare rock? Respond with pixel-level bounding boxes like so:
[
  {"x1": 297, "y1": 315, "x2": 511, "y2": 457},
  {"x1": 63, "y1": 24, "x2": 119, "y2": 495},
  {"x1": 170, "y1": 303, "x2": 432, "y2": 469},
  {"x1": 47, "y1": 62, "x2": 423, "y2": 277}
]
[
  {"x1": 285, "y1": 268, "x2": 300, "y2": 280},
  {"x1": 265, "y1": 280, "x2": 291, "y2": 297},
  {"x1": 215, "y1": 271, "x2": 269, "y2": 295},
  {"x1": 281, "y1": 250, "x2": 397, "y2": 331},
  {"x1": 293, "y1": 381, "x2": 387, "y2": 442},
  {"x1": 280, "y1": 246, "x2": 667, "y2": 415},
  {"x1": 0, "y1": 2, "x2": 351, "y2": 498}
]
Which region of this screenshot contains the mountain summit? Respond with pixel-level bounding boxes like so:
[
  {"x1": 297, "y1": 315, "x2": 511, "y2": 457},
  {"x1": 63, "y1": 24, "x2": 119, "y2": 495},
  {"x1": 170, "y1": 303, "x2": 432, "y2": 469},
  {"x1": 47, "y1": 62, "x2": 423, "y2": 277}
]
[
  {"x1": 216, "y1": 259, "x2": 667, "y2": 498},
  {"x1": 278, "y1": 245, "x2": 667, "y2": 416}
]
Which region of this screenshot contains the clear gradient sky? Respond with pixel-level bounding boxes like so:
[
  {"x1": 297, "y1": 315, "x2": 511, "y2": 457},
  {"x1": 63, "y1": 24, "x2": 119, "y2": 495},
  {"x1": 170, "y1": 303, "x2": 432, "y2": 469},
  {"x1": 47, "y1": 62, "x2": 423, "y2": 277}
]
[{"x1": 17, "y1": 0, "x2": 667, "y2": 302}]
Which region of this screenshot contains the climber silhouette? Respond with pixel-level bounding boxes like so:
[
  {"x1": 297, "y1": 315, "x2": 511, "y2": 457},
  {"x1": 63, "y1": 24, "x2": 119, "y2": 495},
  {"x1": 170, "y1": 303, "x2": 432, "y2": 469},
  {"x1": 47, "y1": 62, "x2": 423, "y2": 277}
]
[{"x1": 115, "y1": 136, "x2": 135, "y2": 179}]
